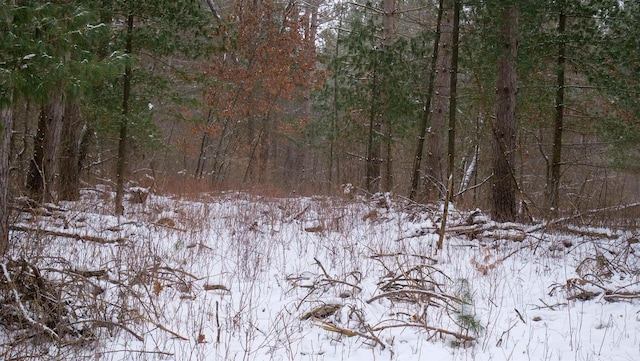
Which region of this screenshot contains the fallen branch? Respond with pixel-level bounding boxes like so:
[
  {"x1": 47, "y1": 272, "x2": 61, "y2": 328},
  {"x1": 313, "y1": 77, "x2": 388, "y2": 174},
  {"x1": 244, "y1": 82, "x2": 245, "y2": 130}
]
[
  {"x1": 367, "y1": 289, "x2": 461, "y2": 309},
  {"x1": 526, "y1": 202, "x2": 640, "y2": 233},
  {"x1": 371, "y1": 321, "x2": 476, "y2": 342},
  {"x1": 313, "y1": 320, "x2": 386, "y2": 349},
  {"x1": 10, "y1": 224, "x2": 126, "y2": 244}
]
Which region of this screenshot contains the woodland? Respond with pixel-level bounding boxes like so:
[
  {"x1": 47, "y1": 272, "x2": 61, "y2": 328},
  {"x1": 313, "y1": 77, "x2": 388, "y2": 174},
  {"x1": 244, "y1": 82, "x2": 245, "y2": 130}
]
[
  {"x1": 2, "y1": 0, "x2": 640, "y2": 246},
  {"x1": 1, "y1": 1, "x2": 640, "y2": 359}
]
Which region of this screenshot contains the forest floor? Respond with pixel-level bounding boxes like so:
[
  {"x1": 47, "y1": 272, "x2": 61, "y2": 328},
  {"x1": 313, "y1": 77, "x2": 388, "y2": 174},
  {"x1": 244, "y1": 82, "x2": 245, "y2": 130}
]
[{"x1": 2, "y1": 187, "x2": 640, "y2": 360}]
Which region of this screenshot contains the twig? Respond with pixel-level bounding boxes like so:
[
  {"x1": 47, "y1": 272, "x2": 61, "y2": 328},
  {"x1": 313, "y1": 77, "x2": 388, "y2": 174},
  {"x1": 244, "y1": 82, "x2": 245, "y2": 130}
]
[
  {"x1": 313, "y1": 257, "x2": 362, "y2": 291},
  {"x1": 140, "y1": 315, "x2": 189, "y2": 341},
  {"x1": 93, "y1": 320, "x2": 144, "y2": 342}
]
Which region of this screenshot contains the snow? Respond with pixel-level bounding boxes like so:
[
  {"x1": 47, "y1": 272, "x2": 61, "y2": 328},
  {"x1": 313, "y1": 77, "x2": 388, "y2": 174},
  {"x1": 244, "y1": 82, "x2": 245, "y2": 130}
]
[{"x1": 4, "y1": 190, "x2": 640, "y2": 360}]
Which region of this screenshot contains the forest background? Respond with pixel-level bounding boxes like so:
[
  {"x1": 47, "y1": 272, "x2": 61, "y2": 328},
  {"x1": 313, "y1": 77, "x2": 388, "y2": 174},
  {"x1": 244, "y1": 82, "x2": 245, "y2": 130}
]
[{"x1": 2, "y1": 0, "x2": 640, "y2": 254}]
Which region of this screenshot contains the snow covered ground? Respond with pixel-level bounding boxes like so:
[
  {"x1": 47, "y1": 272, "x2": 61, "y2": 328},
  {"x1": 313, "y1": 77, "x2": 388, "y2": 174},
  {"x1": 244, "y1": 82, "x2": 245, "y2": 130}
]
[{"x1": 3, "y1": 189, "x2": 640, "y2": 360}]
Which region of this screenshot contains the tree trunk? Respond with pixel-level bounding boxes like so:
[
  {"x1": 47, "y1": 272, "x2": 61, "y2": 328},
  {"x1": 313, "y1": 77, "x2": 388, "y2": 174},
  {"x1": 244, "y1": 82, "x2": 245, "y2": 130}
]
[
  {"x1": 0, "y1": 106, "x2": 13, "y2": 257},
  {"x1": 365, "y1": 56, "x2": 381, "y2": 194},
  {"x1": 195, "y1": 108, "x2": 213, "y2": 179},
  {"x1": 382, "y1": 0, "x2": 395, "y2": 192},
  {"x1": 447, "y1": 0, "x2": 460, "y2": 189},
  {"x1": 424, "y1": 0, "x2": 454, "y2": 201},
  {"x1": 57, "y1": 100, "x2": 82, "y2": 201},
  {"x1": 27, "y1": 93, "x2": 65, "y2": 203},
  {"x1": 366, "y1": 0, "x2": 395, "y2": 194},
  {"x1": 492, "y1": 4, "x2": 518, "y2": 222},
  {"x1": 547, "y1": 7, "x2": 566, "y2": 218},
  {"x1": 409, "y1": 0, "x2": 444, "y2": 200},
  {"x1": 115, "y1": 14, "x2": 134, "y2": 216}
]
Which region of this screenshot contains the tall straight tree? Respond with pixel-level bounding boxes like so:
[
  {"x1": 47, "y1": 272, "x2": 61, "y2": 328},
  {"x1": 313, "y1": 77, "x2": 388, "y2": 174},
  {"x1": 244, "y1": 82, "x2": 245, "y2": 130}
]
[
  {"x1": 492, "y1": 2, "x2": 518, "y2": 222},
  {"x1": 410, "y1": 0, "x2": 444, "y2": 200},
  {"x1": 437, "y1": 0, "x2": 461, "y2": 251},
  {"x1": 424, "y1": 0, "x2": 455, "y2": 200},
  {"x1": 546, "y1": 1, "x2": 566, "y2": 217},
  {"x1": 366, "y1": 0, "x2": 397, "y2": 193},
  {"x1": 114, "y1": 13, "x2": 134, "y2": 216},
  {"x1": 0, "y1": 106, "x2": 12, "y2": 257}
]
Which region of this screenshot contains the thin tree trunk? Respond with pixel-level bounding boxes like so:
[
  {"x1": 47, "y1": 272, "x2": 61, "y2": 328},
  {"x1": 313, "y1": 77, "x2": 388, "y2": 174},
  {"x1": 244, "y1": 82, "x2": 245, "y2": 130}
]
[
  {"x1": 447, "y1": 0, "x2": 460, "y2": 189},
  {"x1": 409, "y1": 0, "x2": 444, "y2": 200},
  {"x1": 492, "y1": 4, "x2": 518, "y2": 222},
  {"x1": 382, "y1": 0, "x2": 395, "y2": 192},
  {"x1": 365, "y1": 51, "x2": 381, "y2": 193},
  {"x1": 0, "y1": 106, "x2": 13, "y2": 257},
  {"x1": 547, "y1": 7, "x2": 566, "y2": 218},
  {"x1": 438, "y1": 0, "x2": 460, "y2": 253},
  {"x1": 115, "y1": 14, "x2": 134, "y2": 216},
  {"x1": 424, "y1": 0, "x2": 454, "y2": 201},
  {"x1": 195, "y1": 108, "x2": 213, "y2": 178},
  {"x1": 329, "y1": 6, "x2": 344, "y2": 188}
]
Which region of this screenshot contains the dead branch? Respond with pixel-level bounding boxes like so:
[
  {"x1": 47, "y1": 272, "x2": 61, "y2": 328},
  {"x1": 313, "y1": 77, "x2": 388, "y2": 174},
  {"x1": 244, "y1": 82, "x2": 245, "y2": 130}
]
[
  {"x1": 526, "y1": 202, "x2": 640, "y2": 233},
  {"x1": 314, "y1": 258, "x2": 362, "y2": 291},
  {"x1": 367, "y1": 289, "x2": 461, "y2": 309},
  {"x1": 371, "y1": 321, "x2": 475, "y2": 342},
  {"x1": 313, "y1": 320, "x2": 386, "y2": 349},
  {"x1": 140, "y1": 315, "x2": 188, "y2": 341},
  {"x1": 10, "y1": 224, "x2": 125, "y2": 244}
]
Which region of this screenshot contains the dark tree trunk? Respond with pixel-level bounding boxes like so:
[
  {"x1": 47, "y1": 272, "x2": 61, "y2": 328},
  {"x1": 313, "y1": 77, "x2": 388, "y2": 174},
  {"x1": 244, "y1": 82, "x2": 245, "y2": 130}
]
[
  {"x1": 195, "y1": 108, "x2": 213, "y2": 179},
  {"x1": 27, "y1": 93, "x2": 65, "y2": 203},
  {"x1": 57, "y1": 100, "x2": 82, "y2": 201},
  {"x1": 115, "y1": 14, "x2": 134, "y2": 216},
  {"x1": 547, "y1": 7, "x2": 566, "y2": 218},
  {"x1": 0, "y1": 106, "x2": 13, "y2": 257},
  {"x1": 492, "y1": 4, "x2": 518, "y2": 222},
  {"x1": 409, "y1": 0, "x2": 444, "y2": 200}
]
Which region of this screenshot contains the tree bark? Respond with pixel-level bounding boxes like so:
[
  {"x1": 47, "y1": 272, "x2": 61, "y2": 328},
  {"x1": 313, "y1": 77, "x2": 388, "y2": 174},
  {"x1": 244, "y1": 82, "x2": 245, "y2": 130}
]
[
  {"x1": 546, "y1": 7, "x2": 566, "y2": 218},
  {"x1": 492, "y1": 4, "x2": 518, "y2": 222},
  {"x1": 0, "y1": 106, "x2": 13, "y2": 257},
  {"x1": 409, "y1": 0, "x2": 444, "y2": 200},
  {"x1": 115, "y1": 14, "x2": 134, "y2": 216}
]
